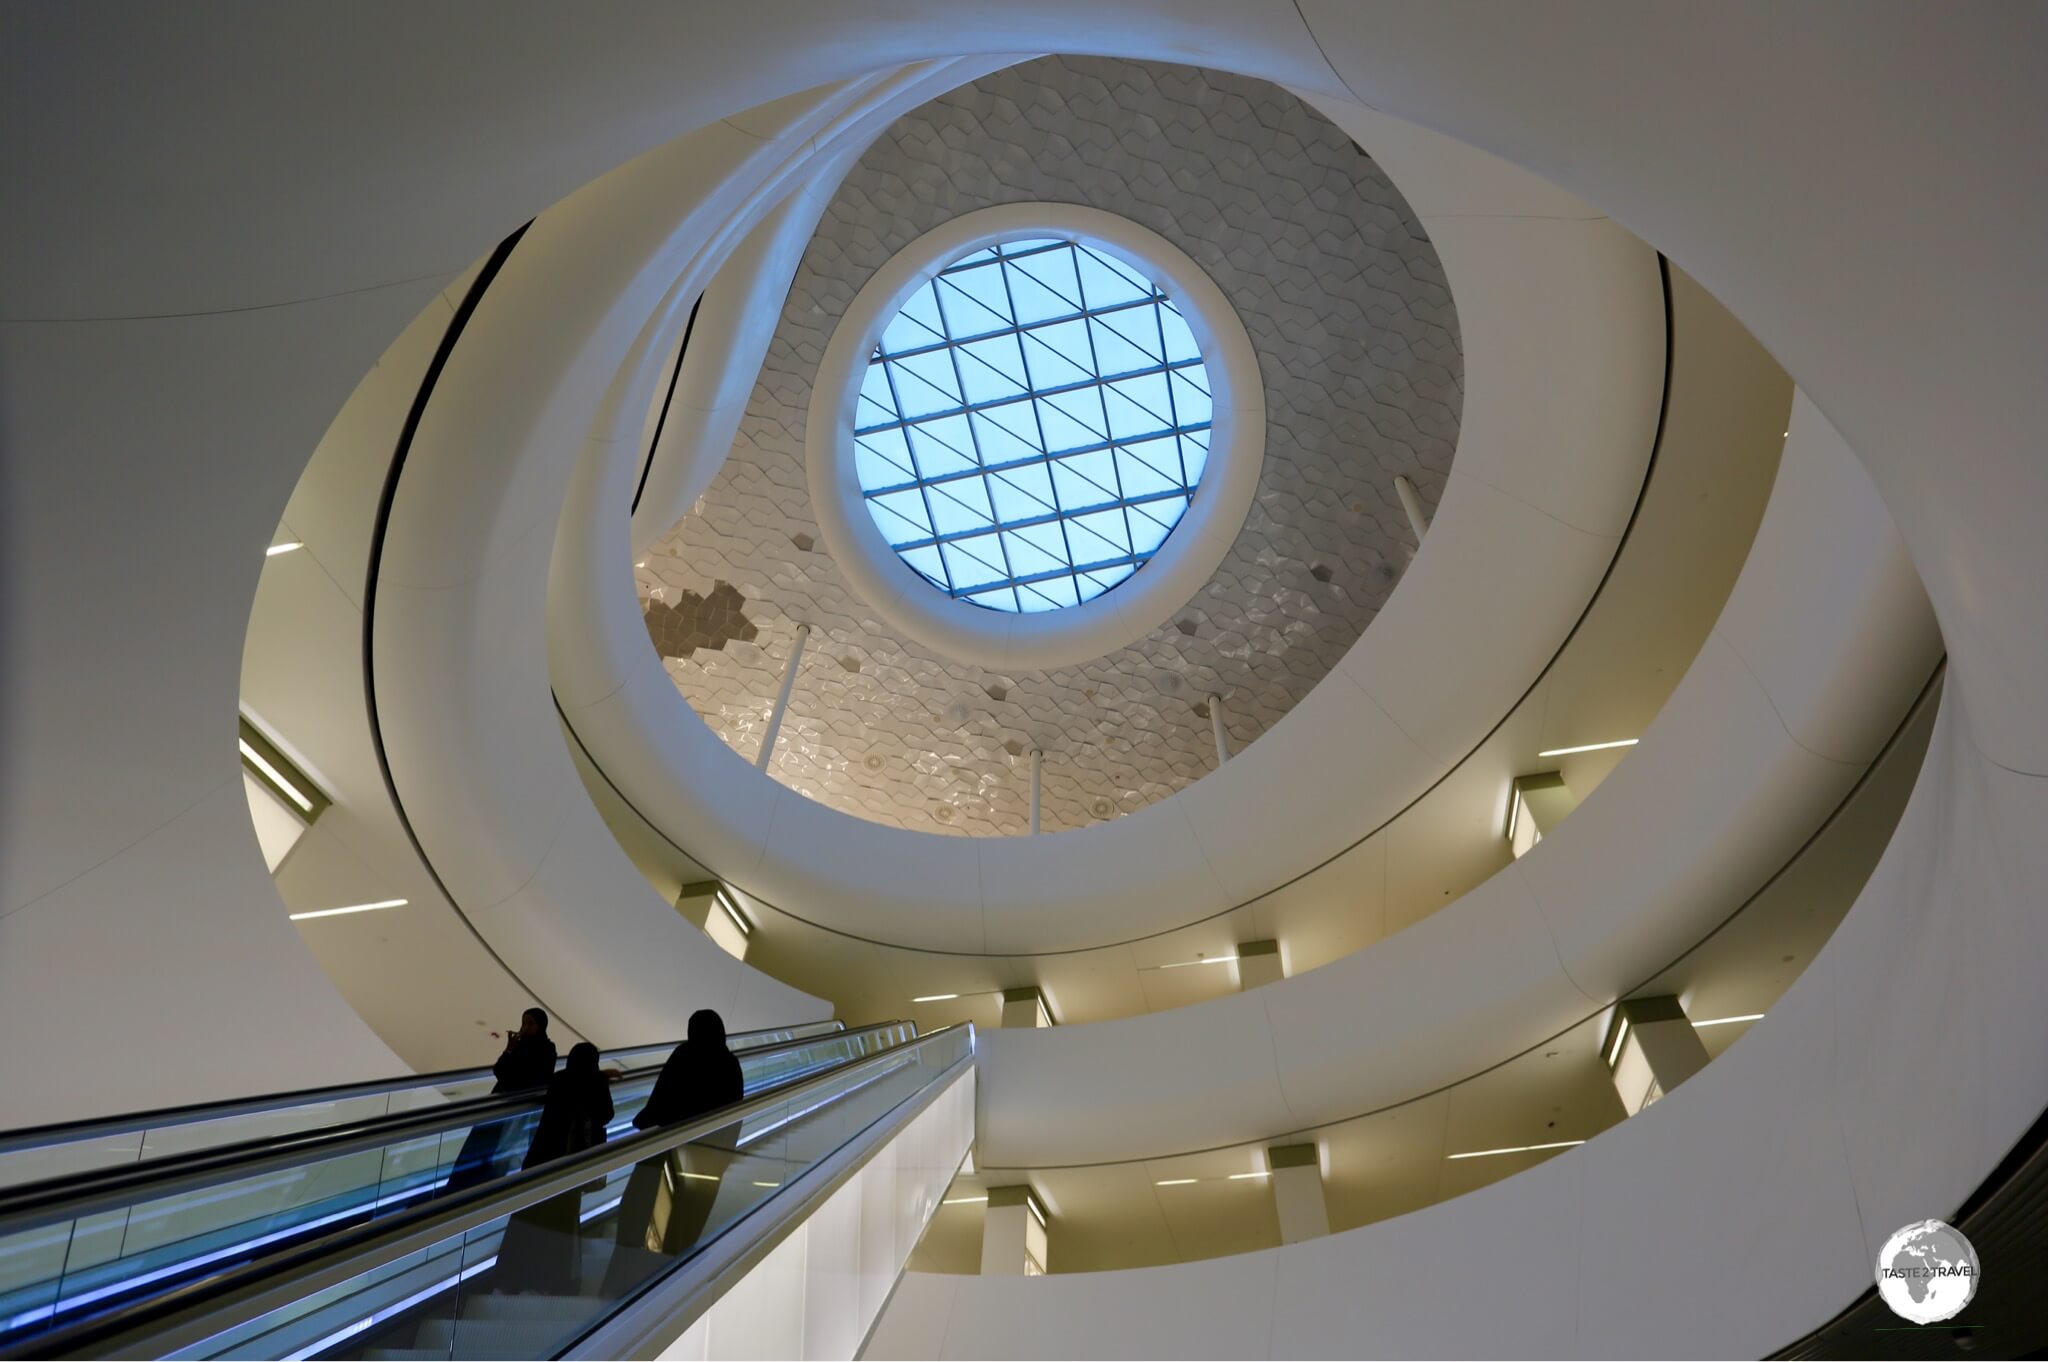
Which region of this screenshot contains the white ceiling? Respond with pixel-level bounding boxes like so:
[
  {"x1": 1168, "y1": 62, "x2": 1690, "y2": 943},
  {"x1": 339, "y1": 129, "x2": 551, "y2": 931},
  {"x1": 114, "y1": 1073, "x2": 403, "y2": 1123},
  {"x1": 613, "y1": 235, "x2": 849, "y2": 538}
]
[{"x1": 637, "y1": 54, "x2": 1462, "y2": 836}]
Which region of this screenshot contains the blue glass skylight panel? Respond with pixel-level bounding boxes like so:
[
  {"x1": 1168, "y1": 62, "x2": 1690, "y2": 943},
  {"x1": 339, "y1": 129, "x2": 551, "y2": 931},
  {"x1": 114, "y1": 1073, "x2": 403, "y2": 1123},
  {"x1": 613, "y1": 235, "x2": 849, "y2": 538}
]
[{"x1": 855, "y1": 237, "x2": 1213, "y2": 612}]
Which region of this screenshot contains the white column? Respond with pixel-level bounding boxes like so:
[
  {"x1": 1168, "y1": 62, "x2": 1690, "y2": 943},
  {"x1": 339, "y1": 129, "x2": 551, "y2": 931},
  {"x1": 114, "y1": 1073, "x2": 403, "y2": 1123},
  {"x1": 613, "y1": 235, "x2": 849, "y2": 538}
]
[
  {"x1": 1394, "y1": 474, "x2": 1430, "y2": 542},
  {"x1": 1000, "y1": 986, "x2": 1051, "y2": 1029},
  {"x1": 1235, "y1": 939, "x2": 1283, "y2": 989},
  {"x1": 1267, "y1": 1143, "x2": 1329, "y2": 1244},
  {"x1": 1605, "y1": 995, "x2": 1712, "y2": 1116},
  {"x1": 754, "y1": 622, "x2": 810, "y2": 770},
  {"x1": 980, "y1": 1186, "x2": 1049, "y2": 1275},
  {"x1": 1029, "y1": 748, "x2": 1043, "y2": 835},
  {"x1": 1208, "y1": 694, "x2": 1230, "y2": 765}
]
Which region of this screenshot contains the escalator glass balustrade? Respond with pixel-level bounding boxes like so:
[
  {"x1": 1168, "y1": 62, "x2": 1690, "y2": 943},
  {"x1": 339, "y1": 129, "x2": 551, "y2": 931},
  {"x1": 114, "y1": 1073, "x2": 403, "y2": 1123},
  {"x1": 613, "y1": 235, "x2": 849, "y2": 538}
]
[
  {"x1": 7, "y1": 1026, "x2": 973, "y2": 1361},
  {"x1": 0, "y1": 1021, "x2": 909, "y2": 1353}
]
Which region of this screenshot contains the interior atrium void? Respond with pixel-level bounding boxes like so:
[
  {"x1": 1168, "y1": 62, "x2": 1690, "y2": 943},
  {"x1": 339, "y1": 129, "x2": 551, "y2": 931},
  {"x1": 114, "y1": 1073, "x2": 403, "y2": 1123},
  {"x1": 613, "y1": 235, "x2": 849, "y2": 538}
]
[{"x1": 3, "y1": 7, "x2": 2045, "y2": 1360}]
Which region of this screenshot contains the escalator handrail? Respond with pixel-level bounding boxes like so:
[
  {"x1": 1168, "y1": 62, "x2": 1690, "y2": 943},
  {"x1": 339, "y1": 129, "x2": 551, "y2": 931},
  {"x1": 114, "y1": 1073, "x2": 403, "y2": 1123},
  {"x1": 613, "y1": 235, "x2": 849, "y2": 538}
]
[
  {"x1": 19, "y1": 1024, "x2": 972, "y2": 1362},
  {"x1": 0, "y1": 1021, "x2": 910, "y2": 1233},
  {"x1": 0, "y1": 1018, "x2": 845, "y2": 1155}
]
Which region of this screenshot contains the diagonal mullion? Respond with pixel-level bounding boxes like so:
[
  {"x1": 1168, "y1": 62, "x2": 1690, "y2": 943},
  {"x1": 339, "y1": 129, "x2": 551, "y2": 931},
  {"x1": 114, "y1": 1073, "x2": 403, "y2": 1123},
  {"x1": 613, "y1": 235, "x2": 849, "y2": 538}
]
[
  {"x1": 859, "y1": 418, "x2": 1212, "y2": 499},
  {"x1": 1067, "y1": 246, "x2": 1138, "y2": 561},
  {"x1": 929, "y1": 258, "x2": 1020, "y2": 600},
  {"x1": 855, "y1": 354, "x2": 1203, "y2": 438},
  {"x1": 1153, "y1": 300, "x2": 1192, "y2": 488},
  {"x1": 884, "y1": 489, "x2": 1196, "y2": 552},
  {"x1": 854, "y1": 236, "x2": 1214, "y2": 613},
  {"x1": 875, "y1": 293, "x2": 1161, "y2": 366},
  {"x1": 996, "y1": 248, "x2": 1084, "y2": 594},
  {"x1": 878, "y1": 354, "x2": 954, "y2": 595}
]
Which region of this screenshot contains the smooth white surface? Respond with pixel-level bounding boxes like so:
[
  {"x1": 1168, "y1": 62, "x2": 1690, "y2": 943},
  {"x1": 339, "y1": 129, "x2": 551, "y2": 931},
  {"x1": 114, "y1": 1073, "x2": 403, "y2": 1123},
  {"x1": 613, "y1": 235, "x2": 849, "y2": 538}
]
[
  {"x1": 242, "y1": 268, "x2": 589, "y2": 1069},
  {"x1": 630, "y1": 155, "x2": 856, "y2": 558},
  {"x1": 241, "y1": 772, "x2": 306, "y2": 874},
  {"x1": 653, "y1": 1066, "x2": 974, "y2": 1362},
  {"x1": 806, "y1": 203, "x2": 1266, "y2": 670},
  {"x1": 560, "y1": 95, "x2": 1660, "y2": 955},
  {"x1": 973, "y1": 396, "x2": 1937, "y2": 1167},
  {"x1": 6, "y1": 6, "x2": 2044, "y2": 1353}
]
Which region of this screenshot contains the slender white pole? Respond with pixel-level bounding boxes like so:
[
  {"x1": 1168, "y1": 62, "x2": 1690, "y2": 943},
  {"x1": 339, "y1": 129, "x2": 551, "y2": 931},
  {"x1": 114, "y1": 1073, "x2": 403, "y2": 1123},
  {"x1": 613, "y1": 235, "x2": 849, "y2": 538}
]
[
  {"x1": 1394, "y1": 474, "x2": 1430, "y2": 542},
  {"x1": 755, "y1": 623, "x2": 810, "y2": 770},
  {"x1": 1209, "y1": 694, "x2": 1230, "y2": 765},
  {"x1": 1029, "y1": 748, "x2": 1043, "y2": 835}
]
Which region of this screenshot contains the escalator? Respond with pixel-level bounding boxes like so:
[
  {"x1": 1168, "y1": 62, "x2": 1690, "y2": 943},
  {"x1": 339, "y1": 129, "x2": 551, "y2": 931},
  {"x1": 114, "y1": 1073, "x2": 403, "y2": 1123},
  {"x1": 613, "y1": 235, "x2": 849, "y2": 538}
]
[
  {"x1": 0, "y1": 1021, "x2": 847, "y2": 1193},
  {"x1": 0, "y1": 1020, "x2": 971, "y2": 1359}
]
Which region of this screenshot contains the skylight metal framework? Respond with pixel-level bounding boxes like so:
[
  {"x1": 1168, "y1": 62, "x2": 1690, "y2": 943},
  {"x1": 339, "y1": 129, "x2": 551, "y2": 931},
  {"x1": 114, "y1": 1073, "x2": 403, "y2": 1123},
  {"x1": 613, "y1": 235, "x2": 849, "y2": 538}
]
[{"x1": 853, "y1": 237, "x2": 1213, "y2": 612}]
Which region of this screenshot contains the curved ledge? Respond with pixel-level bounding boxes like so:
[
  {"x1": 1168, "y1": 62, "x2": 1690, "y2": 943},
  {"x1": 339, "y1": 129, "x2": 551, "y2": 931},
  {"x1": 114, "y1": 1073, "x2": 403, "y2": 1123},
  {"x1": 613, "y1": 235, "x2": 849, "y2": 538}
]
[
  {"x1": 555, "y1": 103, "x2": 1663, "y2": 955},
  {"x1": 972, "y1": 393, "x2": 1940, "y2": 1167}
]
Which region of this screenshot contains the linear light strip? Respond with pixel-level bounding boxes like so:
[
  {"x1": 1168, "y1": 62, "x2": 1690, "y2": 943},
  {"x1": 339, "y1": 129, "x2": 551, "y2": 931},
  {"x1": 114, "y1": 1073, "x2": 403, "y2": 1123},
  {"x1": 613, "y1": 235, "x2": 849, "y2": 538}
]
[
  {"x1": 7, "y1": 1176, "x2": 451, "y2": 1333},
  {"x1": 1147, "y1": 955, "x2": 1237, "y2": 971},
  {"x1": 713, "y1": 887, "x2": 752, "y2": 938},
  {"x1": 290, "y1": 899, "x2": 408, "y2": 921},
  {"x1": 1446, "y1": 1140, "x2": 1586, "y2": 1161},
  {"x1": 1536, "y1": 738, "x2": 1639, "y2": 757},
  {"x1": 1692, "y1": 1013, "x2": 1766, "y2": 1028},
  {"x1": 240, "y1": 739, "x2": 314, "y2": 813},
  {"x1": 280, "y1": 1252, "x2": 495, "y2": 1361},
  {"x1": 1605, "y1": 1014, "x2": 1631, "y2": 1067},
  {"x1": 265, "y1": 541, "x2": 304, "y2": 557},
  {"x1": 942, "y1": 1195, "x2": 989, "y2": 1205}
]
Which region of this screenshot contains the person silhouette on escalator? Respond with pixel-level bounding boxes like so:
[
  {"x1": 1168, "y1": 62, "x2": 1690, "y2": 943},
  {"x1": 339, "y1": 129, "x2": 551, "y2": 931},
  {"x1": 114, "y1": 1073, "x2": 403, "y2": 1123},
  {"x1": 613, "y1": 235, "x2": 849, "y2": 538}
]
[
  {"x1": 495, "y1": 1042, "x2": 614, "y2": 1294},
  {"x1": 446, "y1": 1008, "x2": 558, "y2": 1194},
  {"x1": 604, "y1": 1010, "x2": 745, "y2": 1292}
]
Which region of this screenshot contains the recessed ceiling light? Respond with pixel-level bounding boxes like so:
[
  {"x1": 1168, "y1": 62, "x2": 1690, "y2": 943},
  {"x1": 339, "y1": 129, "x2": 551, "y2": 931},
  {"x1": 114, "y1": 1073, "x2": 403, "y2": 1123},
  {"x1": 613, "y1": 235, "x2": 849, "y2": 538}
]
[
  {"x1": 1226, "y1": 1171, "x2": 1270, "y2": 1180},
  {"x1": 1691, "y1": 1013, "x2": 1766, "y2": 1028},
  {"x1": 1537, "y1": 738, "x2": 1639, "y2": 758},
  {"x1": 1606, "y1": 1014, "x2": 1631, "y2": 1067},
  {"x1": 912, "y1": 994, "x2": 960, "y2": 1003},
  {"x1": 290, "y1": 898, "x2": 408, "y2": 921},
  {"x1": 1154, "y1": 1178, "x2": 1198, "y2": 1186},
  {"x1": 240, "y1": 739, "x2": 314, "y2": 813},
  {"x1": 1446, "y1": 1140, "x2": 1585, "y2": 1160},
  {"x1": 265, "y1": 541, "x2": 303, "y2": 556},
  {"x1": 752, "y1": 1181, "x2": 780, "y2": 1188}
]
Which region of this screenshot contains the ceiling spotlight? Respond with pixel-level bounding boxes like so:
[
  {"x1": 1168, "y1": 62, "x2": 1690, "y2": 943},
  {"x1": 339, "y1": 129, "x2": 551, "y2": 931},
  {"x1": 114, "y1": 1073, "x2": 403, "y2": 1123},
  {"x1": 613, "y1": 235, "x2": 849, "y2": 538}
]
[
  {"x1": 1536, "y1": 738, "x2": 1639, "y2": 758},
  {"x1": 290, "y1": 898, "x2": 408, "y2": 921},
  {"x1": 265, "y1": 541, "x2": 303, "y2": 557}
]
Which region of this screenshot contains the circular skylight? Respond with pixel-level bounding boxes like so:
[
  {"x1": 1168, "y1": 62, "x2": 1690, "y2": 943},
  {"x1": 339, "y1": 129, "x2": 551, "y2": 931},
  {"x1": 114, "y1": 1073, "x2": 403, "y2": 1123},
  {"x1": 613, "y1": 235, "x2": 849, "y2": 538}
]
[{"x1": 851, "y1": 237, "x2": 1213, "y2": 613}]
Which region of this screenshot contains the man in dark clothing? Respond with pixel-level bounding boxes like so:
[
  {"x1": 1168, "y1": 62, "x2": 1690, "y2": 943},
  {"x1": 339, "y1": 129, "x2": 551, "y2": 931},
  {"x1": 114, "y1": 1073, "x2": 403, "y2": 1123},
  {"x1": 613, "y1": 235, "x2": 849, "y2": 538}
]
[
  {"x1": 605, "y1": 1010, "x2": 748, "y2": 1293},
  {"x1": 447, "y1": 1008, "x2": 559, "y2": 1194},
  {"x1": 493, "y1": 1008, "x2": 558, "y2": 1092}
]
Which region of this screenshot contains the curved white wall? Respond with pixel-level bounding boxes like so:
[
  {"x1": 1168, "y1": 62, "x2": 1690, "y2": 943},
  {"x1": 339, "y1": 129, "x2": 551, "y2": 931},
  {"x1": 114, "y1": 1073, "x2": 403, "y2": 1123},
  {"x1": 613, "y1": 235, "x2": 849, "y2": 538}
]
[
  {"x1": 5, "y1": 5, "x2": 2042, "y2": 1353},
  {"x1": 974, "y1": 392, "x2": 1937, "y2": 1165},
  {"x1": 557, "y1": 89, "x2": 1664, "y2": 957}
]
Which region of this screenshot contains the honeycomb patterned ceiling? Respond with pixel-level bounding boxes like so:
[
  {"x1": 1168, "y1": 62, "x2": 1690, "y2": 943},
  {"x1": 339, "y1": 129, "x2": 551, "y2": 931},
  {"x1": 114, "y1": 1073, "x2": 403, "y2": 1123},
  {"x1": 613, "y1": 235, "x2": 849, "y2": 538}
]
[{"x1": 635, "y1": 55, "x2": 1462, "y2": 837}]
